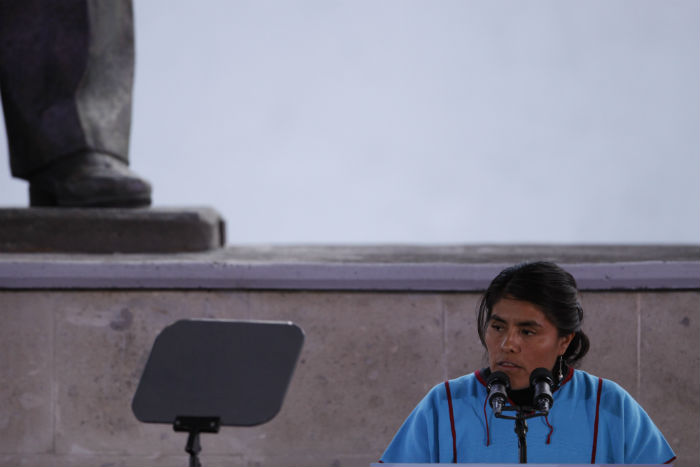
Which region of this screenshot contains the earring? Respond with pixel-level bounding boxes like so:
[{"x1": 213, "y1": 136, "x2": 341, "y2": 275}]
[{"x1": 557, "y1": 355, "x2": 564, "y2": 381}]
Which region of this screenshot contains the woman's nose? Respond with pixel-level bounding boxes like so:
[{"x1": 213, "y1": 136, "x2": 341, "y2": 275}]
[{"x1": 501, "y1": 330, "x2": 520, "y2": 352}]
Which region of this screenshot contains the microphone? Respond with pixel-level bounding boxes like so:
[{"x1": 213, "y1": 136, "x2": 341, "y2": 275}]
[
  {"x1": 486, "y1": 371, "x2": 510, "y2": 415},
  {"x1": 530, "y1": 368, "x2": 554, "y2": 413}
]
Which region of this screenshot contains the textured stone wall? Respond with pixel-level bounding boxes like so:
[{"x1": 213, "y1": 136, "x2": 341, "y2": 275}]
[{"x1": 0, "y1": 290, "x2": 697, "y2": 466}]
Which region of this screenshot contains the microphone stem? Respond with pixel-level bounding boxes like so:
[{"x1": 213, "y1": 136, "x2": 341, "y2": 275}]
[{"x1": 515, "y1": 411, "x2": 528, "y2": 464}]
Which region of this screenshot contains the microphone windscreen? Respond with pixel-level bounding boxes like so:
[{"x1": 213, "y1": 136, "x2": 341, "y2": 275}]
[
  {"x1": 529, "y1": 367, "x2": 553, "y2": 385},
  {"x1": 487, "y1": 371, "x2": 511, "y2": 389}
]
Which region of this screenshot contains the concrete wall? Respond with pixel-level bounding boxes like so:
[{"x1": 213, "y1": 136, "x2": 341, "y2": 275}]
[{"x1": 0, "y1": 289, "x2": 697, "y2": 466}]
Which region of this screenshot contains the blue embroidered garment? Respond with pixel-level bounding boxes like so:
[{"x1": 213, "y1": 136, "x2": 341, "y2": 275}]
[{"x1": 381, "y1": 369, "x2": 675, "y2": 464}]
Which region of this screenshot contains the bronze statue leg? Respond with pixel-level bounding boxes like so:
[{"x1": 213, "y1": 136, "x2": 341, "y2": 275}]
[{"x1": 0, "y1": 0, "x2": 151, "y2": 207}]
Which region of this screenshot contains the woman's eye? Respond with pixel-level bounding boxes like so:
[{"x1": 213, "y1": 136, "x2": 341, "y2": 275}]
[
  {"x1": 522, "y1": 329, "x2": 535, "y2": 336},
  {"x1": 491, "y1": 324, "x2": 503, "y2": 331}
]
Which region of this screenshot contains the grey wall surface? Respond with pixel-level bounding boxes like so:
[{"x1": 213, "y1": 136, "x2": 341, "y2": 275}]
[
  {"x1": 1, "y1": 0, "x2": 699, "y2": 244},
  {"x1": 0, "y1": 289, "x2": 697, "y2": 466}
]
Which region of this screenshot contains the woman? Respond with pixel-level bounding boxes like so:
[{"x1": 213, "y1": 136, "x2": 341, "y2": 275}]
[{"x1": 380, "y1": 261, "x2": 675, "y2": 464}]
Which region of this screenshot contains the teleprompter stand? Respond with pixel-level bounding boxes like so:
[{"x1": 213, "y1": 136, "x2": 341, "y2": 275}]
[
  {"x1": 131, "y1": 319, "x2": 305, "y2": 467},
  {"x1": 173, "y1": 416, "x2": 220, "y2": 467}
]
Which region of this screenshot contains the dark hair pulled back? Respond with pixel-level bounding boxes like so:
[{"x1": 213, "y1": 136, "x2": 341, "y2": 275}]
[{"x1": 477, "y1": 261, "x2": 590, "y2": 366}]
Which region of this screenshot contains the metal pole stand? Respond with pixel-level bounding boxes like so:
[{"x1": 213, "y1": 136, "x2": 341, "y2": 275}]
[
  {"x1": 514, "y1": 411, "x2": 528, "y2": 463},
  {"x1": 173, "y1": 416, "x2": 220, "y2": 467},
  {"x1": 496, "y1": 405, "x2": 548, "y2": 464}
]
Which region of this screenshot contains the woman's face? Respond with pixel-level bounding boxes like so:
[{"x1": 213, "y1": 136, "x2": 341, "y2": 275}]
[{"x1": 485, "y1": 298, "x2": 574, "y2": 390}]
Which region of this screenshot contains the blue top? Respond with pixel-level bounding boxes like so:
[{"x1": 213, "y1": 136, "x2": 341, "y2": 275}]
[{"x1": 381, "y1": 369, "x2": 675, "y2": 464}]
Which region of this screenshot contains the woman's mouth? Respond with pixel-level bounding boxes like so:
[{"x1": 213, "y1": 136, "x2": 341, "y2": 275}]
[{"x1": 497, "y1": 361, "x2": 522, "y2": 369}]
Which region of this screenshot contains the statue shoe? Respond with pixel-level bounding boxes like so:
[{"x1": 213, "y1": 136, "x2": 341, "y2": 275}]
[{"x1": 28, "y1": 152, "x2": 152, "y2": 207}]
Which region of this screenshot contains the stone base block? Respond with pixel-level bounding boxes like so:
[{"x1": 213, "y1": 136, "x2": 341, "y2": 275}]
[{"x1": 0, "y1": 207, "x2": 226, "y2": 253}]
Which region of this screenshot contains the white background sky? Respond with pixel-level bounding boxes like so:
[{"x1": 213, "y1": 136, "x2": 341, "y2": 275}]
[{"x1": 1, "y1": 0, "x2": 698, "y2": 244}]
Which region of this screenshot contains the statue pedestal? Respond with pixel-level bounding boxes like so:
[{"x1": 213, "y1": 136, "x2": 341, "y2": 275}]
[{"x1": 0, "y1": 207, "x2": 225, "y2": 253}]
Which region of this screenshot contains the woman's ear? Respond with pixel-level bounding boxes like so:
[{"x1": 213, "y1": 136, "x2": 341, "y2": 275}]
[{"x1": 558, "y1": 332, "x2": 575, "y2": 355}]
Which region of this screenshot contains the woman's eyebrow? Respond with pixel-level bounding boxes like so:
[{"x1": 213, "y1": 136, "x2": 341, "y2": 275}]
[
  {"x1": 490, "y1": 314, "x2": 542, "y2": 328},
  {"x1": 516, "y1": 320, "x2": 543, "y2": 328}
]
